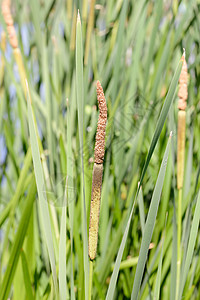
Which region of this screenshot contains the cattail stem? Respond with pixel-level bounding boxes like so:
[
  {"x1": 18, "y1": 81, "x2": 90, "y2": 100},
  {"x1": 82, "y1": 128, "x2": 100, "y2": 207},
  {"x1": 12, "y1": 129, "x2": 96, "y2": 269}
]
[
  {"x1": 176, "y1": 50, "x2": 187, "y2": 300},
  {"x1": 89, "y1": 81, "x2": 107, "y2": 261},
  {"x1": 89, "y1": 260, "x2": 93, "y2": 300},
  {"x1": 177, "y1": 188, "x2": 182, "y2": 298}
]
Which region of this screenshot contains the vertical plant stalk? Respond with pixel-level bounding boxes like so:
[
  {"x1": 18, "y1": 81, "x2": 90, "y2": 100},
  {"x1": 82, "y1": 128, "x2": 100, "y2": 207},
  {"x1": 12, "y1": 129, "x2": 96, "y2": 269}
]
[
  {"x1": 176, "y1": 50, "x2": 188, "y2": 299},
  {"x1": 88, "y1": 260, "x2": 93, "y2": 300},
  {"x1": 82, "y1": 0, "x2": 88, "y2": 21},
  {"x1": 89, "y1": 80, "x2": 107, "y2": 261},
  {"x1": 76, "y1": 11, "x2": 89, "y2": 299},
  {"x1": 2, "y1": 0, "x2": 27, "y2": 96}
]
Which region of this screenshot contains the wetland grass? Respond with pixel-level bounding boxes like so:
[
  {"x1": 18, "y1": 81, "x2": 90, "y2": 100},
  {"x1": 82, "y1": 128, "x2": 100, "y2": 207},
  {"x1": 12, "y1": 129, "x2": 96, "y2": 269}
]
[{"x1": 1, "y1": 2, "x2": 200, "y2": 299}]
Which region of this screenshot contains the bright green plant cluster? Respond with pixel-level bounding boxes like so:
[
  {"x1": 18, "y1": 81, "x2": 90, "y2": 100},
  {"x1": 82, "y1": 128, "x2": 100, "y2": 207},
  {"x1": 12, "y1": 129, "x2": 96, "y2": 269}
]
[{"x1": 0, "y1": 0, "x2": 200, "y2": 299}]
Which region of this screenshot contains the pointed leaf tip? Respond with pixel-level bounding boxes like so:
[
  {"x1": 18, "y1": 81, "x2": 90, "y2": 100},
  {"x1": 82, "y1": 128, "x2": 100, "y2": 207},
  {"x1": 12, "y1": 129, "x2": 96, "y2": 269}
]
[
  {"x1": 180, "y1": 48, "x2": 186, "y2": 62},
  {"x1": 25, "y1": 78, "x2": 28, "y2": 89},
  {"x1": 77, "y1": 9, "x2": 81, "y2": 22},
  {"x1": 183, "y1": 48, "x2": 185, "y2": 58}
]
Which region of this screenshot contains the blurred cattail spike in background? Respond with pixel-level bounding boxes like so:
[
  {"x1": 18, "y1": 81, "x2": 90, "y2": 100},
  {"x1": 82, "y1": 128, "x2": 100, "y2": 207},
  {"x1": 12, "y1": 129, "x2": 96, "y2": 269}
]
[
  {"x1": 2, "y1": 0, "x2": 18, "y2": 49},
  {"x1": 2, "y1": 0, "x2": 27, "y2": 96},
  {"x1": 176, "y1": 49, "x2": 188, "y2": 300},
  {"x1": 177, "y1": 49, "x2": 188, "y2": 190}
]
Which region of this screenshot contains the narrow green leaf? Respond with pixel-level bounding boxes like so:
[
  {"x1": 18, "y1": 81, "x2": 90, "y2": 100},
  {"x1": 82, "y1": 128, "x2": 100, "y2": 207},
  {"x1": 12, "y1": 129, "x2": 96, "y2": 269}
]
[
  {"x1": 59, "y1": 179, "x2": 68, "y2": 300},
  {"x1": 138, "y1": 185, "x2": 145, "y2": 235},
  {"x1": 67, "y1": 99, "x2": 75, "y2": 300},
  {"x1": 139, "y1": 58, "x2": 183, "y2": 187},
  {"x1": 0, "y1": 147, "x2": 32, "y2": 227},
  {"x1": 105, "y1": 202, "x2": 135, "y2": 300},
  {"x1": 0, "y1": 179, "x2": 36, "y2": 300},
  {"x1": 106, "y1": 133, "x2": 171, "y2": 300},
  {"x1": 42, "y1": 39, "x2": 54, "y2": 177},
  {"x1": 170, "y1": 201, "x2": 177, "y2": 300},
  {"x1": 105, "y1": 56, "x2": 182, "y2": 300},
  {"x1": 131, "y1": 133, "x2": 172, "y2": 300},
  {"x1": 26, "y1": 81, "x2": 58, "y2": 295},
  {"x1": 149, "y1": 32, "x2": 171, "y2": 103},
  {"x1": 112, "y1": 0, "x2": 129, "y2": 103},
  {"x1": 76, "y1": 12, "x2": 89, "y2": 299},
  {"x1": 143, "y1": 0, "x2": 163, "y2": 90},
  {"x1": 154, "y1": 233, "x2": 165, "y2": 300},
  {"x1": 21, "y1": 250, "x2": 35, "y2": 300}
]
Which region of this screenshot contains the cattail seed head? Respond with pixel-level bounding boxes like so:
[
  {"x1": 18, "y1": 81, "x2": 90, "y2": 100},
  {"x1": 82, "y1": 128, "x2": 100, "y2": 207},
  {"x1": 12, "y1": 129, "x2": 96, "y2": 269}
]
[
  {"x1": 2, "y1": 0, "x2": 18, "y2": 49},
  {"x1": 94, "y1": 81, "x2": 107, "y2": 164},
  {"x1": 178, "y1": 51, "x2": 188, "y2": 110},
  {"x1": 89, "y1": 163, "x2": 103, "y2": 260},
  {"x1": 89, "y1": 81, "x2": 107, "y2": 260},
  {"x1": 177, "y1": 51, "x2": 188, "y2": 190}
]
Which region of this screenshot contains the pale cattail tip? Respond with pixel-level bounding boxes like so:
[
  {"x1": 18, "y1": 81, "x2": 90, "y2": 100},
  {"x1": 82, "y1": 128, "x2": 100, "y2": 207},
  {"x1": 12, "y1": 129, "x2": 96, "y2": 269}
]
[
  {"x1": 180, "y1": 48, "x2": 186, "y2": 62},
  {"x1": 77, "y1": 10, "x2": 81, "y2": 22},
  {"x1": 183, "y1": 48, "x2": 185, "y2": 58},
  {"x1": 96, "y1": 80, "x2": 102, "y2": 92},
  {"x1": 178, "y1": 51, "x2": 188, "y2": 110}
]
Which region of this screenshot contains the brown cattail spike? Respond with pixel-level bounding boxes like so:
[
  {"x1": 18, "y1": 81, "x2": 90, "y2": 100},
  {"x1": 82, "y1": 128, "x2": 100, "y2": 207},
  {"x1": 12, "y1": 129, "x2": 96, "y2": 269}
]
[
  {"x1": 89, "y1": 81, "x2": 107, "y2": 260},
  {"x1": 94, "y1": 81, "x2": 107, "y2": 164},
  {"x1": 178, "y1": 50, "x2": 188, "y2": 111}
]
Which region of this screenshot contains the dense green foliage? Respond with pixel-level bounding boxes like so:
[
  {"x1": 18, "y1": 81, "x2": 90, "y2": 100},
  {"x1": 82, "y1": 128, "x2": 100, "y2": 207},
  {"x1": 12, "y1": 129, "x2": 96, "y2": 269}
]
[{"x1": 0, "y1": 0, "x2": 200, "y2": 299}]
